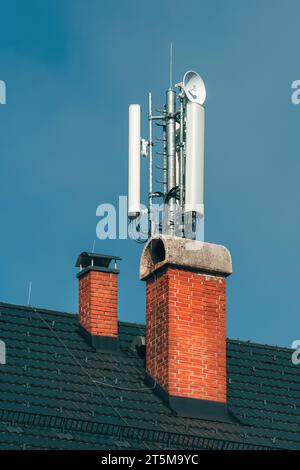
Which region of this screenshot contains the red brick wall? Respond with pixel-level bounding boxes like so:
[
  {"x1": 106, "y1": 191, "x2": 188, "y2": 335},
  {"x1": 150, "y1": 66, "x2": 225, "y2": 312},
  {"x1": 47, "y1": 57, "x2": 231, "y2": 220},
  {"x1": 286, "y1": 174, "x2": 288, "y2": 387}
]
[
  {"x1": 146, "y1": 266, "x2": 226, "y2": 403},
  {"x1": 78, "y1": 270, "x2": 118, "y2": 337}
]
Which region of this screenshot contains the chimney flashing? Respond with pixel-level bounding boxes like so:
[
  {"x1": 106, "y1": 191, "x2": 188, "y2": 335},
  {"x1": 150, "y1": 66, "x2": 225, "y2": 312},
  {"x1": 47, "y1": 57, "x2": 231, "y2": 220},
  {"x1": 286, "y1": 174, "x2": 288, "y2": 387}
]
[
  {"x1": 144, "y1": 372, "x2": 236, "y2": 423},
  {"x1": 78, "y1": 323, "x2": 119, "y2": 352}
]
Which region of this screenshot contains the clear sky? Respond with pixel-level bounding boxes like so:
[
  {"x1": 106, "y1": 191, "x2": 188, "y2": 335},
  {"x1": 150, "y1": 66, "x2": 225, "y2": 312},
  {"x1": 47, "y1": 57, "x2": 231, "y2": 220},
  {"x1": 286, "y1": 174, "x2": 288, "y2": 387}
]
[{"x1": 0, "y1": 0, "x2": 299, "y2": 347}]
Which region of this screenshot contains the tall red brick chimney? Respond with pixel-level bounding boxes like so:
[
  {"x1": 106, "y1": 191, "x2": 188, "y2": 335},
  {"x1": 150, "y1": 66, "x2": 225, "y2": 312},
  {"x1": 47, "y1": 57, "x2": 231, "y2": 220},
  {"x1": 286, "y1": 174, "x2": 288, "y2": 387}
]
[
  {"x1": 75, "y1": 252, "x2": 121, "y2": 351},
  {"x1": 140, "y1": 236, "x2": 232, "y2": 420}
]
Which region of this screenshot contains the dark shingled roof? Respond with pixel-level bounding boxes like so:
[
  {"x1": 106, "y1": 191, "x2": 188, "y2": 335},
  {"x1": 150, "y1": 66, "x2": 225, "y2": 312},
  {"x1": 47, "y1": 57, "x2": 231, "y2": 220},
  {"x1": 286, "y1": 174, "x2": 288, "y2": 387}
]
[{"x1": 0, "y1": 301, "x2": 299, "y2": 450}]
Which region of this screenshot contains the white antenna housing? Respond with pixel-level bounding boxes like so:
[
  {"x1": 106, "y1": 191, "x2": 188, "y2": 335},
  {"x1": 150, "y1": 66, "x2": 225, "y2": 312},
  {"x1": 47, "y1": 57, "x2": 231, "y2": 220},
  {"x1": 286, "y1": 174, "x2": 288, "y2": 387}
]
[
  {"x1": 128, "y1": 104, "x2": 141, "y2": 219},
  {"x1": 185, "y1": 101, "x2": 205, "y2": 216}
]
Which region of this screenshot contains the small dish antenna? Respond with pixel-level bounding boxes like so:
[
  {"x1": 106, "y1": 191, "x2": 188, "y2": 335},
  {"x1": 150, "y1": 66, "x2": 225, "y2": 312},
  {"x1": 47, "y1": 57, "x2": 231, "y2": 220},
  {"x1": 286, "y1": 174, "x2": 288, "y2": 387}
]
[{"x1": 182, "y1": 70, "x2": 206, "y2": 105}]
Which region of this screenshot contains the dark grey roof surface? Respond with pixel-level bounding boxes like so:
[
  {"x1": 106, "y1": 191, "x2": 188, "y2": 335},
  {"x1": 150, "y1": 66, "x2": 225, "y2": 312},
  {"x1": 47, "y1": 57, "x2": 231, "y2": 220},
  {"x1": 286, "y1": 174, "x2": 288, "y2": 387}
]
[{"x1": 0, "y1": 302, "x2": 299, "y2": 450}]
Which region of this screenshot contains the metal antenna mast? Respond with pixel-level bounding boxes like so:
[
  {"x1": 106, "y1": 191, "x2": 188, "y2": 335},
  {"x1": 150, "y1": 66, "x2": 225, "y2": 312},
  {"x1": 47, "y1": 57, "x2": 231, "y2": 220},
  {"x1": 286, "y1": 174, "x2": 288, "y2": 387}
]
[
  {"x1": 166, "y1": 43, "x2": 176, "y2": 235},
  {"x1": 128, "y1": 52, "x2": 206, "y2": 242}
]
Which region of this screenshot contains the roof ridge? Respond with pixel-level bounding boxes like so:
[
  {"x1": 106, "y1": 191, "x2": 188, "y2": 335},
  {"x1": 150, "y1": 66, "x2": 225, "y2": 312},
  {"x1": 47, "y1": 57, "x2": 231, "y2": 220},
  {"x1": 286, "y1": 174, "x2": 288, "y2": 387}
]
[
  {"x1": 0, "y1": 301, "x2": 76, "y2": 318},
  {"x1": 0, "y1": 301, "x2": 145, "y2": 329},
  {"x1": 118, "y1": 320, "x2": 145, "y2": 328},
  {"x1": 0, "y1": 301, "x2": 292, "y2": 352},
  {"x1": 227, "y1": 338, "x2": 293, "y2": 353}
]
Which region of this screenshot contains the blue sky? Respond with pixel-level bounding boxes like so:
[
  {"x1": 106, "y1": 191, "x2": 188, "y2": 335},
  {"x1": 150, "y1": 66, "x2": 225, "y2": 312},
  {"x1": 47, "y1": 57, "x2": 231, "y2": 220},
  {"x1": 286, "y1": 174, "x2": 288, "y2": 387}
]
[{"x1": 0, "y1": 0, "x2": 299, "y2": 347}]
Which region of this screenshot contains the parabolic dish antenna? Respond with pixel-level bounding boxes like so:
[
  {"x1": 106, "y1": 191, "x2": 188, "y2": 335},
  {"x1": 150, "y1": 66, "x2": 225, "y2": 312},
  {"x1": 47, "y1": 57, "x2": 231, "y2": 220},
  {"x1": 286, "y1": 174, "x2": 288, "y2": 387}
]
[{"x1": 182, "y1": 70, "x2": 206, "y2": 105}]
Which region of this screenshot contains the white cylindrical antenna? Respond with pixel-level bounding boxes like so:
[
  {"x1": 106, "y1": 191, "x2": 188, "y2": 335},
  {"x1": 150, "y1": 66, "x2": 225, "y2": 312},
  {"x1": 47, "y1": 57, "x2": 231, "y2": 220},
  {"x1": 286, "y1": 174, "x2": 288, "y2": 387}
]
[
  {"x1": 148, "y1": 93, "x2": 153, "y2": 234},
  {"x1": 128, "y1": 104, "x2": 141, "y2": 219},
  {"x1": 185, "y1": 101, "x2": 205, "y2": 216},
  {"x1": 175, "y1": 122, "x2": 180, "y2": 187}
]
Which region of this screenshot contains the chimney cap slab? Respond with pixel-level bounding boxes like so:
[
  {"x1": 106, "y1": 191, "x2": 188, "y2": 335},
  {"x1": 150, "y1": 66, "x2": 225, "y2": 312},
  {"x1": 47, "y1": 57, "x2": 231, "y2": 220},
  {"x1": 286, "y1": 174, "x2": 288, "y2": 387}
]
[
  {"x1": 75, "y1": 252, "x2": 121, "y2": 269},
  {"x1": 140, "y1": 236, "x2": 232, "y2": 280}
]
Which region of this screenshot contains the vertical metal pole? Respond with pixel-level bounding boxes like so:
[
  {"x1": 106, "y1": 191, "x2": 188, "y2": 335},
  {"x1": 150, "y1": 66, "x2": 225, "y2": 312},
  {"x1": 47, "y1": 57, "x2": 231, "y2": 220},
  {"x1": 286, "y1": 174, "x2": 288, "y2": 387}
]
[
  {"x1": 166, "y1": 43, "x2": 176, "y2": 235},
  {"x1": 166, "y1": 89, "x2": 176, "y2": 235},
  {"x1": 148, "y1": 92, "x2": 153, "y2": 236}
]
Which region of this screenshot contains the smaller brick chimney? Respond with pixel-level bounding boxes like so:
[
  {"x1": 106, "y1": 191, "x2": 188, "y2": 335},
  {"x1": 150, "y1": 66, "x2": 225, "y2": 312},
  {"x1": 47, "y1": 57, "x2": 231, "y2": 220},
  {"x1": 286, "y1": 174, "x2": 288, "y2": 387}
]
[
  {"x1": 75, "y1": 252, "x2": 121, "y2": 351},
  {"x1": 140, "y1": 236, "x2": 232, "y2": 421}
]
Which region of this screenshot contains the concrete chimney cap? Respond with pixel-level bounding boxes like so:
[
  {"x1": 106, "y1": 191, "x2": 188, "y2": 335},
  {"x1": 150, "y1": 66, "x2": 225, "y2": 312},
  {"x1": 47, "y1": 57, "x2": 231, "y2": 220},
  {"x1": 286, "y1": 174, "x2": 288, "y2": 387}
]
[{"x1": 139, "y1": 236, "x2": 232, "y2": 280}]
